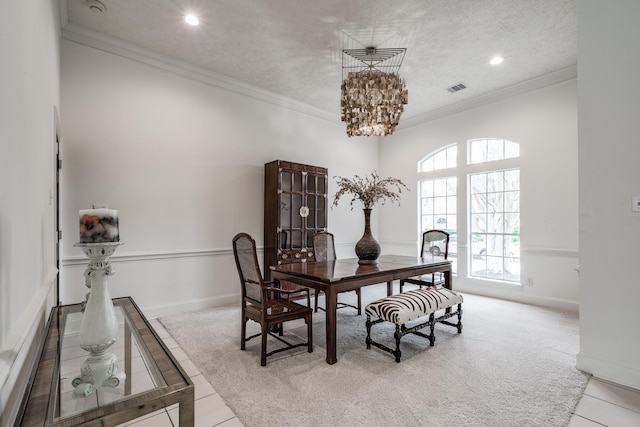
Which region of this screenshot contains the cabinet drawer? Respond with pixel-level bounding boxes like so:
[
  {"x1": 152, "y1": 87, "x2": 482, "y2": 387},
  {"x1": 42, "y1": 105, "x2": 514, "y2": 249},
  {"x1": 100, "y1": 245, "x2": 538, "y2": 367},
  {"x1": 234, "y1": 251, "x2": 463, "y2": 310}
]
[{"x1": 278, "y1": 250, "x2": 315, "y2": 263}]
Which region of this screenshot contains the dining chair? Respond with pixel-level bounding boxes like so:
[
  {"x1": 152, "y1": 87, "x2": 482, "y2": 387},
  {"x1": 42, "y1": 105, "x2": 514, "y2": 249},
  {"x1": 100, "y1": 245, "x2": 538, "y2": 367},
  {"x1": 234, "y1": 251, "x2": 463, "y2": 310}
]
[
  {"x1": 312, "y1": 231, "x2": 362, "y2": 314},
  {"x1": 399, "y1": 229, "x2": 450, "y2": 292},
  {"x1": 232, "y1": 232, "x2": 313, "y2": 366}
]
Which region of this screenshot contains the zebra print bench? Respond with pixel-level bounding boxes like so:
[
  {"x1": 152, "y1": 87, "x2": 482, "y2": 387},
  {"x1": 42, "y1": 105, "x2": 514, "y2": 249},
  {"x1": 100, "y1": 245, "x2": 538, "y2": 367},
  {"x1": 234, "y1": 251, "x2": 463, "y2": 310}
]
[{"x1": 365, "y1": 287, "x2": 463, "y2": 362}]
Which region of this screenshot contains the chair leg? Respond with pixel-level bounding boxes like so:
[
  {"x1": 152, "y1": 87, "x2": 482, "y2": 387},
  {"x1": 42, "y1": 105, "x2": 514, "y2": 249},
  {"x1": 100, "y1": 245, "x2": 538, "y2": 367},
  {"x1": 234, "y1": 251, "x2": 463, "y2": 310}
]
[
  {"x1": 399, "y1": 279, "x2": 404, "y2": 293},
  {"x1": 314, "y1": 290, "x2": 321, "y2": 312},
  {"x1": 241, "y1": 313, "x2": 247, "y2": 350},
  {"x1": 307, "y1": 316, "x2": 313, "y2": 353},
  {"x1": 261, "y1": 324, "x2": 268, "y2": 366}
]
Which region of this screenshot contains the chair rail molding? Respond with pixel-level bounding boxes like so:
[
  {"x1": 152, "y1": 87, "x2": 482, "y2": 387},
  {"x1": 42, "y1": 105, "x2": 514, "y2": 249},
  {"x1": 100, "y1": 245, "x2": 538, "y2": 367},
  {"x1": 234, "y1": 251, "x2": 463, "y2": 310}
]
[{"x1": 62, "y1": 246, "x2": 253, "y2": 266}]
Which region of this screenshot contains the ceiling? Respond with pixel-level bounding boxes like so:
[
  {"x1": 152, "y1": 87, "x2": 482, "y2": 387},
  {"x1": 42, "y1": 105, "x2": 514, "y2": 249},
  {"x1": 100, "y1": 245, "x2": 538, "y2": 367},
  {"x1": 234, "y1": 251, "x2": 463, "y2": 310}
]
[{"x1": 61, "y1": 0, "x2": 577, "y2": 127}]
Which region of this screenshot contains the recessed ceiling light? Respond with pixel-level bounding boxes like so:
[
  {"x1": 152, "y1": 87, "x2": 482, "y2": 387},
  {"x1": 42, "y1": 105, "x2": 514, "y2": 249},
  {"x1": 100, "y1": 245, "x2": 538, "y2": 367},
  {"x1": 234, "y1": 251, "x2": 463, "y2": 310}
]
[
  {"x1": 490, "y1": 56, "x2": 504, "y2": 65},
  {"x1": 185, "y1": 14, "x2": 199, "y2": 26}
]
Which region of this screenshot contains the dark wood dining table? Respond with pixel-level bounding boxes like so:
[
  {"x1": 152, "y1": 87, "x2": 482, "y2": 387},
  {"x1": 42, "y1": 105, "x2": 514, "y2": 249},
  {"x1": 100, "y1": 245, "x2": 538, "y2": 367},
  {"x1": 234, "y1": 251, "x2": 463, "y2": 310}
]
[{"x1": 269, "y1": 254, "x2": 452, "y2": 364}]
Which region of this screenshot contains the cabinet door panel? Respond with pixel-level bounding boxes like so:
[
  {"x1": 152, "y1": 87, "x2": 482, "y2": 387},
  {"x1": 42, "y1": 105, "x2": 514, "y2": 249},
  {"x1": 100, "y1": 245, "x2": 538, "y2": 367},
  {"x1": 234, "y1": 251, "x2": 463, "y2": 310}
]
[
  {"x1": 317, "y1": 196, "x2": 326, "y2": 228},
  {"x1": 292, "y1": 194, "x2": 302, "y2": 228},
  {"x1": 281, "y1": 171, "x2": 292, "y2": 191},
  {"x1": 290, "y1": 230, "x2": 302, "y2": 249},
  {"x1": 306, "y1": 195, "x2": 316, "y2": 228},
  {"x1": 293, "y1": 173, "x2": 303, "y2": 192},
  {"x1": 279, "y1": 193, "x2": 291, "y2": 227}
]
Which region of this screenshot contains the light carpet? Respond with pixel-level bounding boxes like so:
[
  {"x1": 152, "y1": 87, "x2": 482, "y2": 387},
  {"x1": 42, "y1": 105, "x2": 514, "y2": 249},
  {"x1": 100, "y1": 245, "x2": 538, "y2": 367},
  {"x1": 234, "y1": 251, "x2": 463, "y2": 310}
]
[{"x1": 160, "y1": 285, "x2": 588, "y2": 427}]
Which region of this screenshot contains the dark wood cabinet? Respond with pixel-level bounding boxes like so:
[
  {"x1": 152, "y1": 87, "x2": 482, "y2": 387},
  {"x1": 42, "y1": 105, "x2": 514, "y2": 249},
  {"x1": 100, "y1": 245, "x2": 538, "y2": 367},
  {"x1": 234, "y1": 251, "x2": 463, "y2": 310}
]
[{"x1": 264, "y1": 160, "x2": 328, "y2": 280}]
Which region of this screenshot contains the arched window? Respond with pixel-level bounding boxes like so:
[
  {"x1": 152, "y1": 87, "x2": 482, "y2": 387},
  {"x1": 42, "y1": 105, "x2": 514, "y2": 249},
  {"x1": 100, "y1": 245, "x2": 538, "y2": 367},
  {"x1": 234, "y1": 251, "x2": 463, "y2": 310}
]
[
  {"x1": 418, "y1": 138, "x2": 521, "y2": 283},
  {"x1": 418, "y1": 144, "x2": 457, "y2": 172}
]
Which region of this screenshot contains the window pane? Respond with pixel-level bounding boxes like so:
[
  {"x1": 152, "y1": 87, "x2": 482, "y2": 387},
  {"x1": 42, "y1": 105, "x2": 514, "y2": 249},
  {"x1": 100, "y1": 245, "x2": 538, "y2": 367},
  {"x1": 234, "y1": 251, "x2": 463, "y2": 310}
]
[
  {"x1": 487, "y1": 192, "x2": 503, "y2": 213},
  {"x1": 433, "y1": 150, "x2": 447, "y2": 170},
  {"x1": 421, "y1": 181, "x2": 434, "y2": 198},
  {"x1": 446, "y1": 196, "x2": 457, "y2": 213},
  {"x1": 504, "y1": 213, "x2": 520, "y2": 234},
  {"x1": 421, "y1": 157, "x2": 434, "y2": 172},
  {"x1": 434, "y1": 178, "x2": 447, "y2": 195},
  {"x1": 419, "y1": 144, "x2": 457, "y2": 172},
  {"x1": 470, "y1": 174, "x2": 486, "y2": 194},
  {"x1": 471, "y1": 214, "x2": 487, "y2": 233},
  {"x1": 434, "y1": 196, "x2": 446, "y2": 213},
  {"x1": 488, "y1": 213, "x2": 504, "y2": 233},
  {"x1": 487, "y1": 171, "x2": 504, "y2": 192},
  {"x1": 446, "y1": 215, "x2": 457, "y2": 231},
  {"x1": 447, "y1": 146, "x2": 457, "y2": 168},
  {"x1": 446, "y1": 177, "x2": 457, "y2": 195},
  {"x1": 504, "y1": 191, "x2": 520, "y2": 212},
  {"x1": 422, "y1": 197, "x2": 433, "y2": 212},
  {"x1": 421, "y1": 215, "x2": 434, "y2": 232},
  {"x1": 469, "y1": 139, "x2": 487, "y2": 164},
  {"x1": 487, "y1": 139, "x2": 502, "y2": 162},
  {"x1": 504, "y1": 169, "x2": 520, "y2": 190},
  {"x1": 471, "y1": 194, "x2": 487, "y2": 213},
  {"x1": 486, "y1": 234, "x2": 503, "y2": 257},
  {"x1": 468, "y1": 138, "x2": 520, "y2": 165}
]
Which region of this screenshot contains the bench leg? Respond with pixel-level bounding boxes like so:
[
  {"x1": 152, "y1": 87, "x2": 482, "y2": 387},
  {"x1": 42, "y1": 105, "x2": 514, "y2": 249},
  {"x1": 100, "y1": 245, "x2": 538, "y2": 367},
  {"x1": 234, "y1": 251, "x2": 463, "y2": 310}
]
[
  {"x1": 457, "y1": 304, "x2": 463, "y2": 333},
  {"x1": 365, "y1": 316, "x2": 372, "y2": 349},
  {"x1": 393, "y1": 324, "x2": 402, "y2": 363},
  {"x1": 428, "y1": 313, "x2": 436, "y2": 346}
]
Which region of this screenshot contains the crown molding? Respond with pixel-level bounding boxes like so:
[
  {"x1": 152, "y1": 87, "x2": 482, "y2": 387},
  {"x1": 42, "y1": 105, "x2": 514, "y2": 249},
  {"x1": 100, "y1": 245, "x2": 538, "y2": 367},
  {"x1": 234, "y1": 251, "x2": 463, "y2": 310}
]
[
  {"x1": 58, "y1": 2, "x2": 576, "y2": 133},
  {"x1": 60, "y1": 23, "x2": 339, "y2": 125},
  {"x1": 397, "y1": 65, "x2": 577, "y2": 131}
]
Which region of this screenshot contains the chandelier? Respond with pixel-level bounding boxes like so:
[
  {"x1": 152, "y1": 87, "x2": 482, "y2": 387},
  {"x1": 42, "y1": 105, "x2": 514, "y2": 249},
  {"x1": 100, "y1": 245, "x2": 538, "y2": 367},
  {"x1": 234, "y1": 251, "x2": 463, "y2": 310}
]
[{"x1": 341, "y1": 47, "x2": 408, "y2": 137}]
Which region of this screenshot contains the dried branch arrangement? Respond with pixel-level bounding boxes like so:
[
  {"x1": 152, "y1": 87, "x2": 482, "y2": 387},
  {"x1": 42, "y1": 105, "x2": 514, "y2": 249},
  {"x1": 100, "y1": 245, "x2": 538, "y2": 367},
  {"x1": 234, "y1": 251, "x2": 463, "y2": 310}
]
[{"x1": 332, "y1": 172, "x2": 409, "y2": 210}]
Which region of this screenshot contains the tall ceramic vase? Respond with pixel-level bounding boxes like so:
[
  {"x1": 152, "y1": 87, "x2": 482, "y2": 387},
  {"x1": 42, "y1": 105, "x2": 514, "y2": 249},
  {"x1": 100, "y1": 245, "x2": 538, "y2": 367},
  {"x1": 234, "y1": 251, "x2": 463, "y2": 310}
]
[{"x1": 355, "y1": 208, "x2": 381, "y2": 264}]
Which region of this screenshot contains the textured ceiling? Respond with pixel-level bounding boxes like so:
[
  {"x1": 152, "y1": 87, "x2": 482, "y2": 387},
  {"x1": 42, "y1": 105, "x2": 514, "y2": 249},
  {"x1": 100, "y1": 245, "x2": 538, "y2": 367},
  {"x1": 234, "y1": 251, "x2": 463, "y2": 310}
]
[{"x1": 62, "y1": 0, "x2": 577, "y2": 125}]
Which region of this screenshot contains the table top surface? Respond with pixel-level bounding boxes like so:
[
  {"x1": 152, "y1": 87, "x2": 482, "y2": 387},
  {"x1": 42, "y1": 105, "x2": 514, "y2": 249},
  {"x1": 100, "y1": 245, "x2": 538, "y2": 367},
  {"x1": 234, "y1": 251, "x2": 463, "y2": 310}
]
[
  {"x1": 270, "y1": 254, "x2": 451, "y2": 283},
  {"x1": 16, "y1": 297, "x2": 193, "y2": 427}
]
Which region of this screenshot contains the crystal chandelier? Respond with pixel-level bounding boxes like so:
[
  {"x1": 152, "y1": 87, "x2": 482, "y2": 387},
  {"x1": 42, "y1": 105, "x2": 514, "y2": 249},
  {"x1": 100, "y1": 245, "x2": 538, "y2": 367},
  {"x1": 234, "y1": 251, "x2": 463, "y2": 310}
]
[{"x1": 341, "y1": 47, "x2": 408, "y2": 137}]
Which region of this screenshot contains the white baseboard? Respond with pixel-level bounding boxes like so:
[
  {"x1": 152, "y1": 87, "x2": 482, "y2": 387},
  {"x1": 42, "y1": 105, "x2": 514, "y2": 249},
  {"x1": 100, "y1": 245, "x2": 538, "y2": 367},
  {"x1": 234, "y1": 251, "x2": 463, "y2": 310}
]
[
  {"x1": 577, "y1": 351, "x2": 640, "y2": 391},
  {"x1": 142, "y1": 293, "x2": 241, "y2": 320}
]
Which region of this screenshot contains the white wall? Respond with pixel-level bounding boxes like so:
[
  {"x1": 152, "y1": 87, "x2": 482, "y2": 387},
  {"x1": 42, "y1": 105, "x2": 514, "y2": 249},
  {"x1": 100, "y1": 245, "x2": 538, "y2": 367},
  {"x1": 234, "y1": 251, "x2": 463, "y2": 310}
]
[
  {"x1": 0, "y1": 0, "x2": 60, "y2": 423},
  {"x1": 377, "y1": 80, "x2": 579, "y2": 310},
  {"x1": 60, "y1": 39, "x2": 378, "y2": 317},
  {"x1": 577, "y1": 0, "x2": 640, "y2": 390}
]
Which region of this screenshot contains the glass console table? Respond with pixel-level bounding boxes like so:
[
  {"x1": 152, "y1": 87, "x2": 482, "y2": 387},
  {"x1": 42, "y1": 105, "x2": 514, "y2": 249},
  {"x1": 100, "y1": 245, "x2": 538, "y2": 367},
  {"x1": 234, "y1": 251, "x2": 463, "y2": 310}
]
[{"x1": 15, "y1": 297, "x2": 194, "y2": 426}]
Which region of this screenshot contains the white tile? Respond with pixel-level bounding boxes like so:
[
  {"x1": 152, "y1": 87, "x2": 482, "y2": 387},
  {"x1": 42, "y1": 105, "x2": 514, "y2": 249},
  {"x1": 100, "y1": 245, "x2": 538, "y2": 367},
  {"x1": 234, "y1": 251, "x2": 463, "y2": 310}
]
[
  {"x1": 161, "y1": 336, "x2": 180, "y2": 350},
  {"x1": 191, "y1": 374, "x2": 216, "y2": 400},
  {"x1": 573, "y1": 394, "x2": 640, "y2": 427},
  {"x1": 567, "y1": 414, "x2": 605, "y2": 426},
  {"x1": 179, "y1": 358, "x2": 201, "y2": 377},
  {"x1": 584, "y1": 378, "x2": 640, "y2": 413},
  {"x1": 167, "y1": 393, "x2": 236, "y2": 427},
  {"x1": 149, "y1": 320, "x2": 171, "y2": 339},
  {"x1": 168, "y1": 346, "x2": 190, "y2": 362}
]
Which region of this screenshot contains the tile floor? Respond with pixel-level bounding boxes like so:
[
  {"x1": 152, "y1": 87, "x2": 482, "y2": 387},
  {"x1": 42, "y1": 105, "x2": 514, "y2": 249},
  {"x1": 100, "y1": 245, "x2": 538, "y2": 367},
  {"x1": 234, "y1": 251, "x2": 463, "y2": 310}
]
[{"x1": 137, "y1": 319, "x2": 640, "y2": 427}]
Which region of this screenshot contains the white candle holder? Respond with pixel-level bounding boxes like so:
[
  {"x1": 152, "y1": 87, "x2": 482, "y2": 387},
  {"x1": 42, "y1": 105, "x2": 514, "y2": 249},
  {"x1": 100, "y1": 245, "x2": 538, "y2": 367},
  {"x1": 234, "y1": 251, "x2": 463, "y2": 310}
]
[{"x1": 72, "y1": 242, "x2": 126, "y2": 397}]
